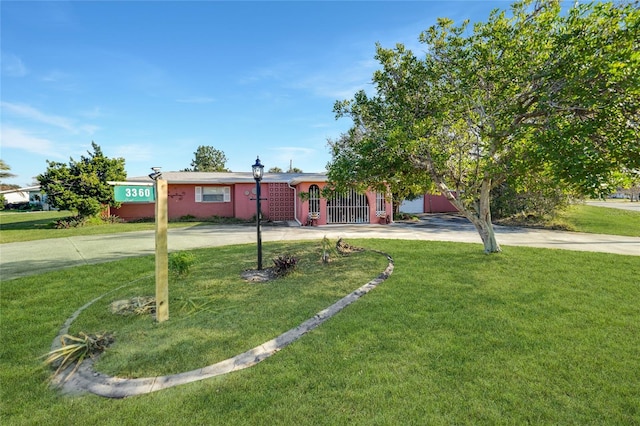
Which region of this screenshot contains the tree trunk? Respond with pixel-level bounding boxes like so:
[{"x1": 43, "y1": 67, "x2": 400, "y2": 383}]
[
  {"x1": 468, "y1": 213, "x2": 501, "y2": 253},
  {"x1": 437, "y1": 178, "x2": 502, "y2": 254}
]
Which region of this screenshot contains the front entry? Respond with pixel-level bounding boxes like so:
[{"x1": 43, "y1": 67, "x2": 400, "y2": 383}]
[{"x1": 327, "y1": 188, "x2": 370, "y2": 224}]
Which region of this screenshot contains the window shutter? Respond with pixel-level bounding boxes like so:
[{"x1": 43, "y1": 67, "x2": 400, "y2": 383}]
[
  {"x1": 195, "y1": 186, "x2": 202, "y2": 202},
  {"x1": 223, "y1": 187, "x2": 231, "y2": 202}
]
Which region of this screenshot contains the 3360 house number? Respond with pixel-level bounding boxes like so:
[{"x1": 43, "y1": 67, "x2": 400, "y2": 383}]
[
  {"x1": 125, "y1": 187, "x2": 152, "y2": 198},
  {"x1": 114, "y1": 185, "x2": 155, "y2": 202}
]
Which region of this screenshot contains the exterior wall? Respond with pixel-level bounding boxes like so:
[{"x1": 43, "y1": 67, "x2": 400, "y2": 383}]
[
  {"x1": 367, "y1": 192, "x2": 391, "y2": 224},
  {"x1": 424, "y1": 194, "x2": 458, "y2": 213},
  {"x1": 234, "y1": 183, "x2": 257, "y2": 220},
  {"x1": 1, "y1": 190, "x2": 29, "y2": 204},
  {"x1": 113, "y1": 183, "x2": 237, "y2": 221},
  {"x1": 112, "y1": 180, "x2": 393, "y2": 224},
  {"x1": 167, "y1": 184, "x2": 234, "y2": 218},
  {"x1": 296, "y1": 181, "x2": 328, "y2": 225},
  {"x1": 112, "y1": 202, "x2": 155, "y2": 221}
]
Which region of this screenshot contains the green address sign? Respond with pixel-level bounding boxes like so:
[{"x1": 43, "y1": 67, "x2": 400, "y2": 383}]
[{"x1": 114, "y1": 185, "x2": 155, "y2": 203}]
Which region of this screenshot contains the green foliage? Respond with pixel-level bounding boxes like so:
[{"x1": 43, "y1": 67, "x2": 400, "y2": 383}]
[
  {"x1": 169, "y1": 251, "x2": 196, "y2": 276},
  {"x1": 100, "y1": 215, "x2": 124, "y2": 224},
  {"x1": 491, "y1": 181, "x2": 574, "y2": 220},
  {"x1": 395, "y1": 212, "x2": 419, "y2": 221},
  {"x1": 185, "y1": 145, "x2": 229, "y2": 172},
  {"x1": 37, "y1": 142, "x2": 126, "y2": 218},
  {"x1": 54, "y1": 216, "x2": 88, "y2": 229},
  {"x1": 329, "y1": 0, "x2": 640, "y2": 253},
  {"x1": 321, "y1": 235, "x2": 332, "y2": 263},
  {"x1": 0, "y1": 194, "x2": 5, "y2": 210},
  {"x1": 0, "y1": 159, "x2": 17, "y2": 180}
]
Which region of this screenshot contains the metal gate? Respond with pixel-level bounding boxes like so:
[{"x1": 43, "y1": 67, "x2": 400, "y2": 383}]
[{"x1": 327, "y1": 188, "x2": 370, "y2": 224}]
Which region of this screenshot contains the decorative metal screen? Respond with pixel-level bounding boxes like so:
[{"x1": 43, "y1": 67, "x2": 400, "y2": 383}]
[
  {"x1": 268, "y1": 183, "x2": 295, "y2": 221},
  {"x1": 376, "y1": 191, "x2": 386, "y2": 215},
  {"x1": 309, "y1": 185, "x2": 320, "y2": 216},
  {"x1": 327, "y1": 188, "x2": 370, "y2": 224}
]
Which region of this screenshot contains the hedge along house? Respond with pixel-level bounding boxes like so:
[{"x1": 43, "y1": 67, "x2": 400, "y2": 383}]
[{"x1": 110, "y1": 172, "x2": 393, "y2": 226}]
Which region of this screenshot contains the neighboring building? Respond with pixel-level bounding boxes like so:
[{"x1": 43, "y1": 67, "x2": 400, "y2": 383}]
[
  {"x1": 110, "y1": 172, "x2": 393, "y2": 226},
  {"x1": 399, "y1": 193, "x2": 458, "y2": 214},
  {"x1": 0, "y1": 186, "x2": 50, "y2": 209}
]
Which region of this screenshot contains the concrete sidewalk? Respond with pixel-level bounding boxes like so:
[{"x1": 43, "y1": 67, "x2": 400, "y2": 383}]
[{"x1": 2, "y1": 217, "x2": 639, "y2": 281}]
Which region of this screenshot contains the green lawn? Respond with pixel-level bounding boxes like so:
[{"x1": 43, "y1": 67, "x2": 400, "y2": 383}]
[
  {"x1": 2, "y1": 239, "x2": 639, "y2": 424},
  {"x1": 0, "y1": 211, "x2": 248, "y2": 243},
  {"x1": 553, "y1": 204, "x2": 640, "y2": 237}
]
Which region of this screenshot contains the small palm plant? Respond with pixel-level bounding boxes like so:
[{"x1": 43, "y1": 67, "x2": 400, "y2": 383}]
[
  {"x1": 321, "y1": 235, "x2": 331, "y2": 263},
  {"x1": 43, "y1": 332, "x2": 114, "y2": 376}
]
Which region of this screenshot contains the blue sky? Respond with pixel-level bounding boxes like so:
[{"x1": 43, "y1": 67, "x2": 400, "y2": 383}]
[{"x1": 1, "y1": 1, "x2": 509, "y2": 186}]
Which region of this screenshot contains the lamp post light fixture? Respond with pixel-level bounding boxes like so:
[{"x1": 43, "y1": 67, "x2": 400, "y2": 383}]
[
  {"x1": 252, "y1": 157, "x2": 265, "y2": 270},
  {"x1": 148, "y1": 166, "x2": 162, "y2": 181}
]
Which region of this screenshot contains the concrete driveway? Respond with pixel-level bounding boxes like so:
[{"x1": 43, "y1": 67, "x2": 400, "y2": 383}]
[{"x1": 1, "y1": 215, "x2": 639, "y2": 281}]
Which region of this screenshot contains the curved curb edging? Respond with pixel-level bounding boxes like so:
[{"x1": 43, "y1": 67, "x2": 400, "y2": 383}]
[{"x1": 51, "y1": 250, "x2": 394, "y2": 398}]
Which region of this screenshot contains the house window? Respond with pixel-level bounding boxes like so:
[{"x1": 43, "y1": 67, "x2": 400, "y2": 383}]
[
  {"x1": 309, "y1": 185, "x2": 320, "y2": 216},
  {"x1": 195, "y1": 186, "x2": 231, "y2": 203}
]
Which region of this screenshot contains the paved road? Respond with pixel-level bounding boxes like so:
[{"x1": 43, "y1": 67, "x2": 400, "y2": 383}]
[
  {"x1": 2, "y1": 215, "x2": 639, "y2": 281},
  {"x1": 586, "y1": 200, "x2": 640, "y2": 212}
]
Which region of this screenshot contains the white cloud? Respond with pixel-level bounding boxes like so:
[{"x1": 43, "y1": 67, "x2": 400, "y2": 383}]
[
  {"x1": 40, "y1": 69, "x2": 71, "y2": 83},
  {"x1": 1, "y1": 52, "x2": 28, "y2": 77},
  {"x1": 0, "y1": 126, "x2": 61, "y2": 157},
  {"x1": 1, "y1": 101, "x2": 97, "y2": 135},
  {"x1": 79, "y1": 106, "x2": 104, "y2": 119}
]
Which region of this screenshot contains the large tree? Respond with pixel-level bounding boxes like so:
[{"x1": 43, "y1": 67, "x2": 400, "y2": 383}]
[
  {"x1": 329, "y1": 0, "x2": 639, "y2": 253},
  {"x1": 38, "y1": 142, "x2": 126, "y2": 218},
  {"x1": 185, "y1": 145, "x2": 230, "y2": 172}
]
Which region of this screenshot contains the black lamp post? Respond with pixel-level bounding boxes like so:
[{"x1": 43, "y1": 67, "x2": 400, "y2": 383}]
[{"x1": 251, "y1": 157, "x2": 264, "y2": 270}]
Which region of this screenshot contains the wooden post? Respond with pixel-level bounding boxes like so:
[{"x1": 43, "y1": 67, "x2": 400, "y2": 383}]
[{"x1": 155, "y1": 178, "x2": 169, "y2": 322}]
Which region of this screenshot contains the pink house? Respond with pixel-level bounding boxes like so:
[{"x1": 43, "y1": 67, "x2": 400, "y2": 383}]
[{"x1": 111, "y1": 172, "x2": 393, "y2": 226}]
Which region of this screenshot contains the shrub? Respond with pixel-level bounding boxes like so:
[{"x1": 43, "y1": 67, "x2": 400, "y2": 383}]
[
  {"x1": 130, "y1": 217, "x2": 155, "y2": 223},
  {"x1": 272, "y1": 254, "x2": 299, "y2": 276},
  {"x1": 169, "y1": 251, "x2": 196, "y2": 276},
  {"x1": 54, "y1": 216, "x2": 87, "y2": 229},
  {"x1": 101, "y1": 215, "x2": 123, "y2": 224}
]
